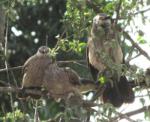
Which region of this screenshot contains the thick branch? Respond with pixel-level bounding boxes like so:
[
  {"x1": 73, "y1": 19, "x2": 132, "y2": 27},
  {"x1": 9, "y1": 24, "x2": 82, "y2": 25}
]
[{"x1": 123, "y1": 31, "x2": 150, "y2": 61}]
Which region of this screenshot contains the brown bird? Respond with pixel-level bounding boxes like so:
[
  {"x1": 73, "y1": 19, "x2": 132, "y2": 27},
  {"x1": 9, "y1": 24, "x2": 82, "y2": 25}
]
[
  {"x1": 43, "y1": 63, "x2": 98, "y2": 121},
  {"x1": 19, "y1": 46, "x2": 53, "y2": 98},
  {"x1": 43, "y1": 64, "x2": 96, "y2": 101},
  {"x1": 19, "y1": 46, "x2": 98, "y2": 121},
  {"x1": 87, "y1": 13, "x2": 134, "y2": 107},
  {"x1": 20, "y1": 45, "x2": 97, "y2": 101}
]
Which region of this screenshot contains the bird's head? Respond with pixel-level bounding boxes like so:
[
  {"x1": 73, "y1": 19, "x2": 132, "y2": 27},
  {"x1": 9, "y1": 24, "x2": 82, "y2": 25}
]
[
  {"x1": 92, "y1": 13, "x2": 111, "y2": 32},
  {"x1": 37, "y1": 46, "x2": 50, "y2": 56},
  {"x1": 37, "y1": 46, "x2": 56, "y2": 63}
]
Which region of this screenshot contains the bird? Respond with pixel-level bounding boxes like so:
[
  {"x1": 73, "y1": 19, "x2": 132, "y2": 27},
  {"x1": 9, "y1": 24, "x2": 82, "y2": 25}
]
[
  {"x1": 19, "y1": 45, "x2": 98, "y2": 122},
  {"x1": 87, "y1": 13, "x2": 134, "y2": 107},
  {"x1": 19, "y1": 45, "x2": 97, "y2": 101},
  {"x1": 19, "y1": 46, "x2": 53, "y2": 99},
  {"x1": 43, "y1": 63, "x2": 97, "y2": 102},
  {"x1": 43, "y1": 63, "x2": 98, "y2": 121}
]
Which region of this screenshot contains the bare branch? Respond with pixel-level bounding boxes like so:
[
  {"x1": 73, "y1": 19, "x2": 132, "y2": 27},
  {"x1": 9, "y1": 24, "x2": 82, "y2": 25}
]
[
  {"x1": 58, "y1": 60, "x2": 85, "y2": 65},
  {"x1": 123, "y1": 31, "x2": 150, "y2": 61},
  {"x1": 113, "y1": 111, "x2": 136, "y2": 122},
  {"x1": 0, "y1": 60, "x2": 87, "y2": 73},
  {"x1": 112, "y1": 104, "x2": 150, "y2": 121},
  {"x1": 134, "y1": 6, "x2": 150, "y2": 15},
  {"x1": 126, "y1": 53, "x2": 141, "y2": 63}
]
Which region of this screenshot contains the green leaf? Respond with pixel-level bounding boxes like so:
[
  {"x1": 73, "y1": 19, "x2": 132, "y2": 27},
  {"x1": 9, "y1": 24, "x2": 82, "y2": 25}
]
[
  {"x1": 98, "y1": 76, "x2": 106, "y2": 84},
  {"x1": 137, "y1": 35, "x2": 146, "y2": 44}
]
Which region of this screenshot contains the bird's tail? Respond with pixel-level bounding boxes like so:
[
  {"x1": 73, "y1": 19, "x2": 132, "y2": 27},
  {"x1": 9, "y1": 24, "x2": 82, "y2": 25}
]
[
  {"x1": 118, "y1": 76, "x2": 135, "y2": 103},
  {"x1": 77, "y1": 78, "x2": 97, "y2": 94},
  {"x1": 102, "y1": 76, "x2": 134, "y2": 107}
]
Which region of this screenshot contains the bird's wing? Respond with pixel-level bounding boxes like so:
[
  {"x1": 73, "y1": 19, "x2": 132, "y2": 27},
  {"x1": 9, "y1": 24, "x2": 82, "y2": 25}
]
[
  {"x1": 64, "y1": 67, "x2": 97, "y2": 93},
  {"x1": 86, "y1": 39, "x2": 99, "y2": 81},
  {"x1": 64, "y1": 67, "x2": 80, "y2": 85},
  {"x1": 22, "y1": 55, "x2": 37, "y2": 74}
]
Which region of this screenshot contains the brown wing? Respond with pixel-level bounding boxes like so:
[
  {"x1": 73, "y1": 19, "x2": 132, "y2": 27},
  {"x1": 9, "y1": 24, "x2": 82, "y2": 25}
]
[
  {"x1": 22, "y1": 55, "x2": 52, "y2": 88},
  {"x1": 64, "y1": 67, "x2": 80, "y2": 85},
  {"x1": 22, "y1": 55, "x2": 37, "y2": 74},
  {"x1": 86, "y1": 38, "x2": 99, "y2": 81},
  {"x1": 64, "y1": 67, "x2": 97, "y2": 93},
  {"x1": 43, "y1": 64, "x2": 77, "y2": 100}
]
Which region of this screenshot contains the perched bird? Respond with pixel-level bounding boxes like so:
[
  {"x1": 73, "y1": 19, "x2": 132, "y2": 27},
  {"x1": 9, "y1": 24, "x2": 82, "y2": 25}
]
[
  {"x1": 20, "y1": 45, "x2": 97, "y2": 101},
  {"x1": 43, "y1": 63, "x2": 97, "y2": 102},
  {"x1": 19, "y1": 46, "x2": 53, "y2": 98},
  {"x1": 19, "y1": 46, "x2": 97, "y2": 122},
  {"x1": 87, "y1": 13, "x2": 134, "y2": 107},
  {"x1": 43, "y1": 63, "x2": 98, "y2": 121}
]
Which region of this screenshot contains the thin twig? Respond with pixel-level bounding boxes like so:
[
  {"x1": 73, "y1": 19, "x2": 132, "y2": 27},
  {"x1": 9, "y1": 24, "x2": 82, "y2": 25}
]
[
  {"x1": 58, "y1": 60, "x2": 85, "y2": 64},
  {"x1": 127, "y1": 53, "x2": 141, "y2": 63},
  {"x1": 54, "y1": 28, "x2": 67, "y2": 50},
  {"x1": 0, "y1": 60, "x2": 86, "y2": 72},
  {"x1": 0, "y1": 65, "x2": 23, "y2": 72}
]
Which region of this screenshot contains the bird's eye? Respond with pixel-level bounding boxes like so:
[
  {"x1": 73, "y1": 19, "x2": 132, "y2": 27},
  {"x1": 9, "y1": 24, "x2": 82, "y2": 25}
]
[
  {"x1": 99, "y1": 16, "x2": 104, "y2": 20},
  {"x1": 105, "y1": 16, "x2": 111, "y2": 20},
  {"x1": 40, "y1": 50, "x2": 45, "y2": 54}
]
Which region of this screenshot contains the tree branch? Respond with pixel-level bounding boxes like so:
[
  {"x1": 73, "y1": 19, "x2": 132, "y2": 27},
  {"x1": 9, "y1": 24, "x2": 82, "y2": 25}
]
[
  {"x1": 123, "y1": 31, "x2": 150, "y2": 61},
  {"x1": 0, "y1": 65, "x2": 23, "y2": 72},
  {"x1": 0, "y1": 86, "x2": 46, "y2": 97},
  {"x1": 0, "y1": 60, "x2": 86, "y2": 73},
  {"x1": 112, "y1": 104, "x2": 150, "y2": 121},
  {"x1": 115, "y1": 0, "x2": 122, "y2": 25},
  {"x1": 134, "y1": 6, "x2": 150, "y2": 15}
]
